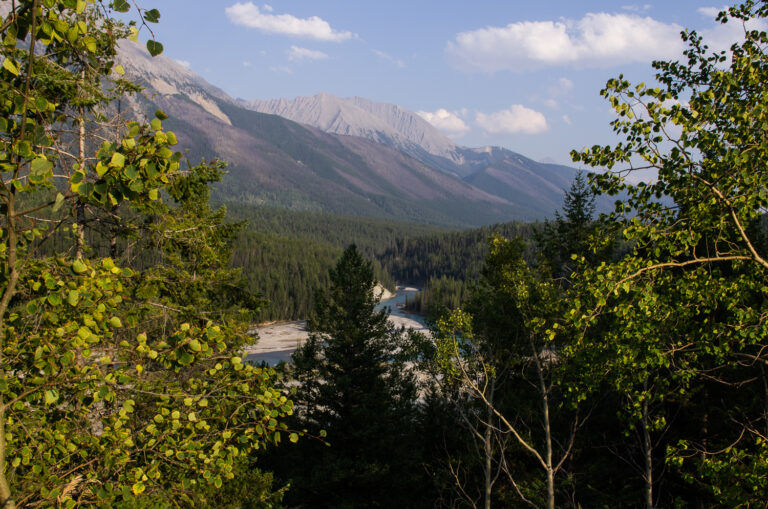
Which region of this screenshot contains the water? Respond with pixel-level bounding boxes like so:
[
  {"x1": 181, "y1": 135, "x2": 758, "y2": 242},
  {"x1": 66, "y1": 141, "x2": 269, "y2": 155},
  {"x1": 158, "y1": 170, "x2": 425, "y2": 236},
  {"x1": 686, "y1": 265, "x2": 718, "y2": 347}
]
[
  {"x1": 247, "y1": 286, "x2": 424, "y2": 365},
  {"x1": 376, "y1": 286, "x2": 425, "y2": 325}
]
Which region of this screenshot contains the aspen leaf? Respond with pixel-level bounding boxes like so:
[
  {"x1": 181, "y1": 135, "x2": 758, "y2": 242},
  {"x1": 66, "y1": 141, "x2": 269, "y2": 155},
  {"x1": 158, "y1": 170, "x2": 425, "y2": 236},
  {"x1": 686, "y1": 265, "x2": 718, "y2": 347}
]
[{"x1": 146, "y1": 40, "x2": 163, "y2": 56}]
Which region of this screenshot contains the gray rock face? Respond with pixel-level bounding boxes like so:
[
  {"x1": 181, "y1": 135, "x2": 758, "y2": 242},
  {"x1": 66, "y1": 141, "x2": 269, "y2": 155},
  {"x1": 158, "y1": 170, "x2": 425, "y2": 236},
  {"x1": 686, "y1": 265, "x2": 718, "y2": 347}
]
[
  {"x1": 240, "y1": 93, "x2": 464, "y2": 168},
  {"x1": 117, "y1": 42, "x2": 235, "y2": 125}
]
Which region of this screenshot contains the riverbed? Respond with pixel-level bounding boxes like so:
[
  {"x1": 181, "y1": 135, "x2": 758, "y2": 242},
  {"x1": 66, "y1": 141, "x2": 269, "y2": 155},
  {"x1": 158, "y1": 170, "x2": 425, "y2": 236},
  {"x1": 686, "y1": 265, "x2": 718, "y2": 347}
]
[{"x1": 243, "y1": 286, "x2": 427, "y2": 365}]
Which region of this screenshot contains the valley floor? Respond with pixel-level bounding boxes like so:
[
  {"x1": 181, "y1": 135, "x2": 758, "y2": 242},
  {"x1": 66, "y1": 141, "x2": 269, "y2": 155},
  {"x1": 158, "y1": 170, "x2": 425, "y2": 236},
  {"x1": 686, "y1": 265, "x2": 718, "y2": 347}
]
[{"x1": 245, "y1": 286, "x2": 428, "y2": 364}]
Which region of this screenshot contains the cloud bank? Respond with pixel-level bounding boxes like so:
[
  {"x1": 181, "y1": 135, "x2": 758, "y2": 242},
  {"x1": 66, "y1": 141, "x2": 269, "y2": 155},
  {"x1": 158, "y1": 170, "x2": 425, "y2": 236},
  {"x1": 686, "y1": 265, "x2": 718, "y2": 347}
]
[
  {"x1": 475, "y1": 105, "x2": 548, "y2": 135},
  {"x1": 417, "y1": 109, "x2": 469, "y2": 136},
  {"x1": 447, "y1": 13, "x2": 684, "y2": 72},
  {"x1": 225, "y1": 2, "x2": 355, "y2": 42}
]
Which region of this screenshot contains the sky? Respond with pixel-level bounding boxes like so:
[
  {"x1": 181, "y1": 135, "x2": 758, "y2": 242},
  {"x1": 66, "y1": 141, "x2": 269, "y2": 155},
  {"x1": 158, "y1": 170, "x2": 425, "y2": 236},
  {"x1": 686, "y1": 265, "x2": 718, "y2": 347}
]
[{"x1": 135, "y1": 1, "x2": 760, "y2": 166}]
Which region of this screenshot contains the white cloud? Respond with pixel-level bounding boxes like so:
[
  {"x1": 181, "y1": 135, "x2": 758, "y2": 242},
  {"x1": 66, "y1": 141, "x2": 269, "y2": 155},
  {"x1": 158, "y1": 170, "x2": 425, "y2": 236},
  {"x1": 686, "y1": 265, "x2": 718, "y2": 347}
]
[
  {"x1": 270, "y1": 65, "x2": 292, "y2": 73},
  {"x1": 225, "y1": 2, "x2": 355, "y2": 42},
  {"x1": 562, "y1": 114, "x2": 572, "y2": 125},
  {"x1": 447, "y1": 13, "x2": 685, "y2": 72},
  {"x1": 541, "y1": 77, "x2": 573, "y2": 109},
  {"x1": 373, "y1": 50, "x2": 405, "y2": 68},
  {"x1": 287, "y1": 45, "x2": 329, "y2": 61},
  {"x1": 243, "y1": 60, "x2": 252, "y2": 67},
  {"x1": 698, "y1": 6, "x2": 726, "y2": 18},
  {"x1": 475, "y1": 105, "x2": 548, "y2": 135},
  {"x1": 262, "y1": 3, "x2": 273, "y2": 12},
  {"x1": 416, "y1": 108, "x2": 470, "y2": 136},
  {"x1": 622, "y1": 4, "x2": 652, "y2": 12},
  {"x1": 174, "y1": 59, "x2": 191, "y2": 69}
]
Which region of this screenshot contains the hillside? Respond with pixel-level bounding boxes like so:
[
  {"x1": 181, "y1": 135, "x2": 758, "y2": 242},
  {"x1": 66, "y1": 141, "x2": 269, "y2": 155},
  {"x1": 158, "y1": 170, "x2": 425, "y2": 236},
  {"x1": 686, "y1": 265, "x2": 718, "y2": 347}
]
[{"x1": 117, "y1": 42, "x2": 577, "y2": 225}]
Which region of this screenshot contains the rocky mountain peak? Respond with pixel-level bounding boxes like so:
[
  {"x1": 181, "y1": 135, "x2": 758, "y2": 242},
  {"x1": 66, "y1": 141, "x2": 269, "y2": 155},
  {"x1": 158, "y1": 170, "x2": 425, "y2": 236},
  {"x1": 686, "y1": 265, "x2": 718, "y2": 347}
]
[{"x1": 239, "y1": 92, "x2": 459, "y2": 162}]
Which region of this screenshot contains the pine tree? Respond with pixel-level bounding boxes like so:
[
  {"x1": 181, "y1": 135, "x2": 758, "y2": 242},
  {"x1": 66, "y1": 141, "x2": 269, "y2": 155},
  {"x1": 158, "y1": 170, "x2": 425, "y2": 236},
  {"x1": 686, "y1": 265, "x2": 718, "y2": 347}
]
[
  {"x1": 535, "y1": 171, "x2": 609, "y2": 280},
  {"x1": 284, "y1": 245, "x2": 426, "y2": 508}
]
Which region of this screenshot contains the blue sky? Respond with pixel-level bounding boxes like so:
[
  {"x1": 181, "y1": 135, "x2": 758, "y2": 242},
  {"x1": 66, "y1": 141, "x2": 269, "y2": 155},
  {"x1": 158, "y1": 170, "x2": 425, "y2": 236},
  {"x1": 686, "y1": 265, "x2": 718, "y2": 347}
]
[{"x1": 139, "y1": 1, "x2": 758, "y2": 165}]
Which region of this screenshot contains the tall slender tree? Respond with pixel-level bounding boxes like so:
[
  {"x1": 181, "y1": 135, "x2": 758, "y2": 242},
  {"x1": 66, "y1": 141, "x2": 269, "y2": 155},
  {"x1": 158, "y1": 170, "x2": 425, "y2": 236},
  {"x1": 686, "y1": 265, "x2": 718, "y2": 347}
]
[{"x1": 284, "y1": 245, "x2": 425, "y2": 508}]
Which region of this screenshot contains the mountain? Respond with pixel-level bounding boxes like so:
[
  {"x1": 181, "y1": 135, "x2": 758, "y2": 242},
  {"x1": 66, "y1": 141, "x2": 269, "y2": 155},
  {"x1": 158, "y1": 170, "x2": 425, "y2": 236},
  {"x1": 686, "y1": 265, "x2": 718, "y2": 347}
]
[
  {"x1": 240, "y1": 93, "x2": 576, "y2": 182},
  {"x1": 116, "y1": 42, "x2": 578, "y2": 225},
  {"x1": 240, "y1": 94, "x2": 466, "y2": 175},
  {"x1": 240, "y1": 92, "x2": 580, "y2": 216},
  {"x1": 116, "y1": 43, "x2": 533, "y2": 227}
]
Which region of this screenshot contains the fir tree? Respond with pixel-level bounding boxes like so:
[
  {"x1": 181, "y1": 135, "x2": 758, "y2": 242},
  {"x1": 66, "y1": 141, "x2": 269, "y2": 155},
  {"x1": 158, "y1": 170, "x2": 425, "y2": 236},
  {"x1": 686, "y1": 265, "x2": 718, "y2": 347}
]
[{"x1": 284, "y1": 245, "x2": 426, "y2": 508}]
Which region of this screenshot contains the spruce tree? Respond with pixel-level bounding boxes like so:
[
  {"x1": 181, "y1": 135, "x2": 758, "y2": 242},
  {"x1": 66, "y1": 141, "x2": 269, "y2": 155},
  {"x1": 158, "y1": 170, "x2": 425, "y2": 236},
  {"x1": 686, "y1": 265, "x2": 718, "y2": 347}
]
[{"x1": 285, "y1": 245, "x2": 425, "y2": 508}]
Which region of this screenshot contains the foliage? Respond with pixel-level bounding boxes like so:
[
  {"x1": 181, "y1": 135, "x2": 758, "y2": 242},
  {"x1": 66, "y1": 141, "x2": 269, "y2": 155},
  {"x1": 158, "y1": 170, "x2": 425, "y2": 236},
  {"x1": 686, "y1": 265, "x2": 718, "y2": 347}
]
[
  {"x1": 567, "y1": 1, "x2": 768, "y2": 505},
  {"x1": 0, "y1": 2, "x2": 292, "y2": 507},
  {"x1": 534, "y1": 171, "x2": 615, "y2": 280},
  {"x1": 378, "y1": 221, "x2": 534, "y2": 286},
  {"x1": 433, "y1": 236, "x2": 575, "y2": 509},
  {"x1": 403, "y1": 274, "x2": 467, "y2": 317}
]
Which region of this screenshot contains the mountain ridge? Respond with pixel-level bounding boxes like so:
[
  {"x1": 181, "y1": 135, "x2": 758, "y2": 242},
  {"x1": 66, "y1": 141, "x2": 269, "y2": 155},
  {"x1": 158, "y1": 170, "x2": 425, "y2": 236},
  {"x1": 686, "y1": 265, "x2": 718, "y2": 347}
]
[{"x1": 116, "y1": 42, "x2": 579, "y2": 225}]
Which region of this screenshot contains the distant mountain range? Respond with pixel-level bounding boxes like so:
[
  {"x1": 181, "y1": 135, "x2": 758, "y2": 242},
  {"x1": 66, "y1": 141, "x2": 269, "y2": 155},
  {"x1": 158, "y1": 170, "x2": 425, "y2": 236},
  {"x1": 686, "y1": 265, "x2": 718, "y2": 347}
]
[{"x1": 117, "y1": 42, "x2": 580, "y2": 227}]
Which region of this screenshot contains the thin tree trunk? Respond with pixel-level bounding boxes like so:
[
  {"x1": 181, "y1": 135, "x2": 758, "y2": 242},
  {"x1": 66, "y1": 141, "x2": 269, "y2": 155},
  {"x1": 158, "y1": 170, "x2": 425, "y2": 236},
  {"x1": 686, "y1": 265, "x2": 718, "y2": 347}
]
[
  {"x1": 0, "y1": 154, "x2": 21, "y2": 509},
  {"x1": 75, "y1": 101, "x2": 86, "y2": 259},
  {"x1": 531, "y1": 338, "x2": 555, "y2": 509},
  {"x1": 1, "y1": 1, "x2": 38, "y2": 501},
  {"x1": 483, "y1": 377, "x2": 496, "y2": 509},
  {"x1": 541, "y1": 376, "x2": 555, "y2": 509},
  {"x1": 642, "y1": 392, "x2": 653, "y2": 509},
  {"x1": 761, "y1": 365, "x2": 768, "y2": 441}
]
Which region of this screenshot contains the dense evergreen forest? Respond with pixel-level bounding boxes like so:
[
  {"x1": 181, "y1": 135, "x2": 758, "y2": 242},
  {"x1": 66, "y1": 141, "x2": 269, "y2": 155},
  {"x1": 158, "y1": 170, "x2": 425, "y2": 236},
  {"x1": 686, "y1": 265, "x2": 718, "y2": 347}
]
[
  {"x1": 223, "y1": 204, "x2": 543, "y2": 322},
  {"x1": 223, "y1": 206, "x2": 446, "y2": 321}
]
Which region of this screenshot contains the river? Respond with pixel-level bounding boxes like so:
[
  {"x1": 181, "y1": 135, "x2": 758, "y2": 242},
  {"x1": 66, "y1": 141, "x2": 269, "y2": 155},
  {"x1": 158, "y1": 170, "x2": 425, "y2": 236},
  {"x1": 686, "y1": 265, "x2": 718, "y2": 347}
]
[{"x1": 244, "y1": 286, "x2": 426, "y2": 365}]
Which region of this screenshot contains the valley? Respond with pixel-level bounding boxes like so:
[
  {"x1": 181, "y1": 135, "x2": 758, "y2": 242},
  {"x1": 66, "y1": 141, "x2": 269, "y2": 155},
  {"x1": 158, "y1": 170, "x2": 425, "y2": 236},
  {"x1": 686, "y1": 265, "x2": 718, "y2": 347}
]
[{"x1": 4, "y1": 2, "x2": 766, "y2": 508}]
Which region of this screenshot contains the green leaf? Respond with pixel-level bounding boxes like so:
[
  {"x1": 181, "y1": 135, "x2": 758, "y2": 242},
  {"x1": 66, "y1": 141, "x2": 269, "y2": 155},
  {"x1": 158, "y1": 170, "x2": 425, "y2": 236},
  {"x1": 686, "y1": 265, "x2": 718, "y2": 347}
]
[
  {"x1": 144, "y1": 8, "x2": 161, "y2": 23},
  {"x1": 72, "y1": 259, "x2": 88, "y2": 274},
  {"x1": 83, "y1": 36, "x2": 98, "y2": 53},
  {"x1": 69, "y1": 170, "x2": 84, "y2": 184},
  {"x1": 67, "y1": 290, "x2": 79, "y2": 306},
  {"x1": 114, "y1": 64, "x2": 125, "y2": 75},
  {"x1": 52, "y1": 192, "x2": 65, "y2": 212},
  {"x1": 155, "y1": 109, "x2": 169, "y2": 120},
  {"x1": 121, "y1": 137, "x2": 135, "y2": 150},
  {"x1": 113, "y1": 0, "x2": 130, "y2": 13},
  {"x1": 109, "y1": 317, "x2": 123, "y2": 328},
  {"x1": 289, "y1": 432, "x2": 299, "y2": 443},
  {"x1": 146, "y1": 40, "x2": 163, "y2": 57},
  {"x1": 3, "y1": 58, "x2": 19, "y2": 76},
  {"x1": 44, "y1": 389, "x2": 59, "y2": 405},
  {"x1": 150, "y1": 117, "x2": 162, "y2": 131},
  {"x1": 149, "y1": 188, "x2": 159, "y2": 201},
  {"x1": 30, "y1": 157, "x2": 53, "y2": 176},
  {"x1": 110, "y1": 152, "x2": 126, "y2": 168}
]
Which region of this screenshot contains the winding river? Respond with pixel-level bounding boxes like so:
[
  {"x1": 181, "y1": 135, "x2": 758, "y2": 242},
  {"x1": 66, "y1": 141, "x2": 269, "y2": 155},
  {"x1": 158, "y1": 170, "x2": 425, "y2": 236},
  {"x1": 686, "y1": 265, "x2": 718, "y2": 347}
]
[{"x1": 244, "y1": 286, "x2": 426, "y2": 365}]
